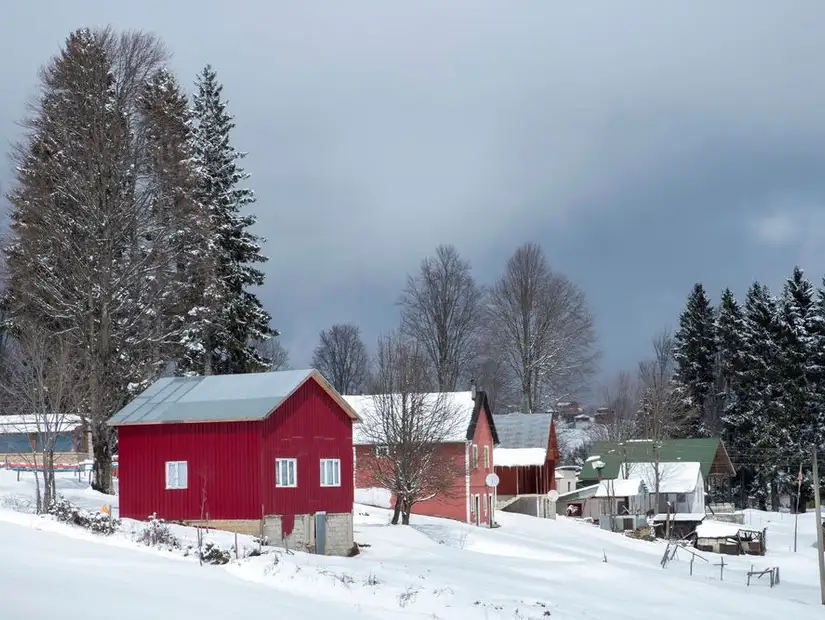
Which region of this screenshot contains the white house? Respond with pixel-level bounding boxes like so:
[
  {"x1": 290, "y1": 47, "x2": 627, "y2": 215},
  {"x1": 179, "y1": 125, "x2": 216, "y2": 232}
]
[
  {"x1": 617, "y1": 461, "x2": 705, "y2": 515},
  {"x1": 555, "y1": 465, "x2": 580, "y2": 494}
]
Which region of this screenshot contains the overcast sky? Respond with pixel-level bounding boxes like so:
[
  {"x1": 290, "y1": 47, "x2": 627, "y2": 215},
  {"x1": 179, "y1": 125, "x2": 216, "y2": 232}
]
[{"x1": 3, "y1": 1, "x2": 825, "y2": 396}]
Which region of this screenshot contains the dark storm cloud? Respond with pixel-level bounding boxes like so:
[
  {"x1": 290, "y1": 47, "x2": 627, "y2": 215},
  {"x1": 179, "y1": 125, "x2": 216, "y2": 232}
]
[{"x1": 2, "y1": 1, "x2": 825, "y2": 382}]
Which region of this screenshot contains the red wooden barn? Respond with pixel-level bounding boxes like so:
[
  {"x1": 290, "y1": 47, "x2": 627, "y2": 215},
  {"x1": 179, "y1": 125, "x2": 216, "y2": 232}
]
[
  {"x1": 493, "y1": 413, "x2": 559, "y2": 518},
  {"x1": 344, "y1": 388, "x2": 500, "y2": 526},
  {"x1": 108, "y1": 369, "x2": 360, "y2": 556}
]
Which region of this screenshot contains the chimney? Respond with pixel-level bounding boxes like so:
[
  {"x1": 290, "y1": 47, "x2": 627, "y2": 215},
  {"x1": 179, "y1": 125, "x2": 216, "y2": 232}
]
[{"x1": 470, "y1": 379, "x2": 477, "y2": 401}]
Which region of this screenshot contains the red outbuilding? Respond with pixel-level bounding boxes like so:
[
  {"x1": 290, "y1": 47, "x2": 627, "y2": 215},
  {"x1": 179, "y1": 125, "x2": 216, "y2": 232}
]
[
  {"x1": 108, "y1": 369, "x2": 360, "y2": 556},
  {"x1": 345, "y1": 388, "x2": 500, "y2": 526},
  {"x1": 493, "y1": 413, "x2": 559, "y2": 518}
]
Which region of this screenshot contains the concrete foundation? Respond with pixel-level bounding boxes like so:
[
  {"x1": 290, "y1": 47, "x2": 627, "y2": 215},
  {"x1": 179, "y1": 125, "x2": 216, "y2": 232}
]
[{"x1": 263, "y1": 512, "x2": 354, "y2": 556}]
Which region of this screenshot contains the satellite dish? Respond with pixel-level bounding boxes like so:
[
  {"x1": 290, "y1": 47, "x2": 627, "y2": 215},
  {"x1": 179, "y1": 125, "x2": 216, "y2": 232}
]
[
  {"x1": 485, "y1": 473, "x2": 500, "y2": 488},
  {"x1": 547, "y1": 490, "x2": 560, "y2": 502}
]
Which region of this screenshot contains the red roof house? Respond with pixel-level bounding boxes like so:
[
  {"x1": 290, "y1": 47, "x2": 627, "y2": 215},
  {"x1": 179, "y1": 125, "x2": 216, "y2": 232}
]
[
  {"x1": 108, "y1": 369, "x2": 360, "y2": 556},
  {"x1": 344, "y1": 389, "x2": 499, "y2": 526},
  {"x1": 493, "y1": 413, "x2": 559, "y2": 518}
]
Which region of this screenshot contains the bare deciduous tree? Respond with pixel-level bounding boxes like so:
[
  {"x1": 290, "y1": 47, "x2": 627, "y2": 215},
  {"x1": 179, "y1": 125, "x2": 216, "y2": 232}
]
[
  {"x1": 361, "y1": 332, "x2": 465, "y2": 525},
  {"x1": 0, "y1": 331, "x2": 86, "y2": 513},
  {"x1": 254, "y1": 337, "x2": 290, "y2": 371},
  {"x1": 597, "y1": 370, "x2": 641, "y2": 443},
  {"x1": 312, "y1": 323, "x2": 369, "y2": 394},
  {"x1": 399, "y1": 245, "x2": 483, "y2": 391},
  {"x1": 485, "y1": 242, "x2": 598, "y2": 413},
  {"x1": 636, "y1": 329, "x2": 692, "y2": 512}
]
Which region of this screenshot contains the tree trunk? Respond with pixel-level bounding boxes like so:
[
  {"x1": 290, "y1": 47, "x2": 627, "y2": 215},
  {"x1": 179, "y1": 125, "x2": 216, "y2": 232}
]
[
  {"x1": 391, "y1": 497, "x2": 402, "y2": 525},
  {"x1": 92, "y1": 424, "x2": 113, "y2": 494},
  {"x1": 401, "y1": 499, "x2": 412, "y2": 525}
]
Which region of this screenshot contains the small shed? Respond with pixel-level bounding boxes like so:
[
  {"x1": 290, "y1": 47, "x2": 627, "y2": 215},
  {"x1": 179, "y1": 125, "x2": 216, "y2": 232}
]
[
  {"x1": 109, "y1": 369, "x2": 360, "y2": 556},
  {"x1": 695, "y1": 521, "x2": 767, "y2": 556},
  {"x1": 493, "y1": 413, "x2": 559, "y2": 498},
  {"x1": 594, "y1": 478, "x2": 649, "y2": 531}
]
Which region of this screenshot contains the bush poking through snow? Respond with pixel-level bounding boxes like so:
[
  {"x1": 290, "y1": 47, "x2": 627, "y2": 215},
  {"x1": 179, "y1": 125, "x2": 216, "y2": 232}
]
[
  {"x1": 48, "y1": 497, "x2": 120, "y2": 535},
  {"x1": 137, "y1": 514, "x2": 179, "y2": 549},
  {"x1": 200, "y1": 542, "x2": 232, "y2": 565}
]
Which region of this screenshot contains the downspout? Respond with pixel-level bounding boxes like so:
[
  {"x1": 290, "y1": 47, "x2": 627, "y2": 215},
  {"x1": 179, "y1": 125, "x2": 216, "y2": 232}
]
[{"x1": 465, "y1": 442, "x2": 471, "y2": 524}]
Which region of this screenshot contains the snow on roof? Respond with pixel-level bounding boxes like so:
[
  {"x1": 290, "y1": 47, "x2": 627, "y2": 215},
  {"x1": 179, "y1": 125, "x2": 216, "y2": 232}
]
[
  {"x1": 494, "y1": 447, "x2": 546, "y2": 467},
  {"x1": 344, "y1": 391, "x2": 475, "y2": 445},
  {"x1": 652, "y1": 513, "x2": 706, "y2": 523},
  {"x1": 595, "y1": 478, "x2": 647, "y2": 498},
  {"x1": 618, "y1": 461, "x2": 701, "y2": 494},
  {"x1": 696, "y1": 521, "x2": 747, "y2": 539},
  {"x1": 109, "y1": 369, "x2": 359, "y2": 426},
  {"x1": 0, "y1": 414, "x2": 83, "y2": 434},
  {"x1": 586, "y1": 455, "x2": 602, "y2": 462}
]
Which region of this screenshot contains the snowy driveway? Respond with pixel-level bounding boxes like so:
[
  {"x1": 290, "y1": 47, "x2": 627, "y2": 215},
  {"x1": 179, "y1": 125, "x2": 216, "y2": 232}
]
[{"x1": 0, "y1": 520, "x2": 370, "y2": 620}]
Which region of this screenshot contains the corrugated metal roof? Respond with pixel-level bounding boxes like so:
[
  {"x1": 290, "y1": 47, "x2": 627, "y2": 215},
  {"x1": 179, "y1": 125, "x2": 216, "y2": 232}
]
[
  {"x1": 493, "y1": 413, "x2": 553, "y2": 450},
  {"x1": 109, "y1": 369, "x2": 315, "y2": 426}
]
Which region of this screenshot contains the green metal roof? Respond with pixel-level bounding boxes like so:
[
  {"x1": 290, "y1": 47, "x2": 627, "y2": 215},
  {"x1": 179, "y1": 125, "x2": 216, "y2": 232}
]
[{"x1": 578, "y1": 437, "x2": 733, "y2": 481}]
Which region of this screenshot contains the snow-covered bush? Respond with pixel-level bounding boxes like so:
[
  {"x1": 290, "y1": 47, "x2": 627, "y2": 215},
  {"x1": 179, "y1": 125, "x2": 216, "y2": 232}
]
[
  {"x1": 47, "y1": 497, "x2": 120, "y2": 535},
  {"x1": 137, "y1": 514, "x2": 179, "y2": 549},
  {"x1": 200, "y1": 541, "x2": 231, "y2": 565}
]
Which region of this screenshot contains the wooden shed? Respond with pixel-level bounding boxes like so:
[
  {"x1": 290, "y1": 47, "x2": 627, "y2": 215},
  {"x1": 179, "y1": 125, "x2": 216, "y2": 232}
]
[{"x1": 109, "y1": 369, "x2": 360, "y2": 556}]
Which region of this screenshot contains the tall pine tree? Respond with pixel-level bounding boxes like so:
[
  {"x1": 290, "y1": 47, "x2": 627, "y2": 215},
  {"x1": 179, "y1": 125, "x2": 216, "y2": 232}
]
[
  {"x1": 739, "y1": 282, "x2": 785, "y2": 509},
  {"x1": 182, "y1": 65, "x2": 275, "y2": 375},
  {"x1": 673, "y1": 283, "x2": 717, "y2": 436}
]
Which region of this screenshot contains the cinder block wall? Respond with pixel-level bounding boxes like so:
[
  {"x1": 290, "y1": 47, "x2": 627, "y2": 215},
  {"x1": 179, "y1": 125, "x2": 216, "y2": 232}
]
[{"x1": 263, "y1": 512, "x2": 353, "y2": 556}]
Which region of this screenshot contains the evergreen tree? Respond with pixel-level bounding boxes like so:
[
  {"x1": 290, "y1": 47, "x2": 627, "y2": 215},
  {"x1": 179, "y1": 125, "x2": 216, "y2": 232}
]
[
  {"x1": 673, "y1": 283, "x2": 717, "y2": 436},
  {"x1": 778, "y1": 267, "x2": 816, "y2": 460},
  {"x1": 138, "y1": 68, "x2": 208, "y2": 370},
  {"x1": 182, "y1": 65, "x2": 275, "y2": 375},
  {"x1": 739, "y1": 282, "x2": 785, "y2": 509},
  {"x1": 3, "y1": 28, "x2": 176, "y2": 493}
]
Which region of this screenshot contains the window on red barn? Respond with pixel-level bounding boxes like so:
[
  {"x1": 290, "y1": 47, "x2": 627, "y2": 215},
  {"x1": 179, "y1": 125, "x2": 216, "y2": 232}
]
[
  {"x1": 483, "y1": 445, "x2": 490, "y2": 469},
  {"x1": 276, "y1": 458, "x2": 297, "y2": 487},
  {"x1": 320, "y1": 458, "x2": 341, "y2": 487},
  {"x1": 472, "y1": 444, "x2": 479, "y2": 469},
  {"x1": 165, "y1": 461, "x2": 188, "y2": 490}
]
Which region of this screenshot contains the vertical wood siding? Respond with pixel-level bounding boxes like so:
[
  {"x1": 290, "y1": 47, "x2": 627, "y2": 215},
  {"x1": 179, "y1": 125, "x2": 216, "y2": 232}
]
[
  {"x1": 260, "y1": 378, "x2": 354, "y2": 520},
  {"x1": 118, "y1": 420, "x2": 262, "y2": 521}
]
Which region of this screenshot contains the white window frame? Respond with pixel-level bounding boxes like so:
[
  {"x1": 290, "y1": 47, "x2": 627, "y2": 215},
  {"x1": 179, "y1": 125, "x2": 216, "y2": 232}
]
[
  {"x1": 373, "y1": 445, "x2": 389, "y2": 458},
  {"x1": 276, "y1": 458, "x2": 297, "y2": 488},
  {"x1": 165, "y1": 461, "x2": 188, "y2": 490},
  {"x1": 472, "y1": 444, "x2": 479, "y2": 469},
  {"x1": 320, "y1": 458, "x2": 341, "y2": 487},
  {"x1": 483, "y1": 445, "x2": 490, "y2": 469}
]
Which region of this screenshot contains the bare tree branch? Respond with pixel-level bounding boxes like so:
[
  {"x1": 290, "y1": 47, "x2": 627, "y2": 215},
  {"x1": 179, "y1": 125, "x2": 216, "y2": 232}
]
[
  {"x1": 253, "y1": 337, "x2": 290, "y2": 371},
  {"x1": 312, "y1": 323, "x2": 369, "y2": 394},
  {"x1": 596, "y1": 370, "x2": 641, "y2": 442},
  {"x1": 0, "y1": 330, "x2": 88, "y2": 512},
  {"x1": 399, "y1": 245, "x2": 483, "y2": 391},
  {"x1": 484, "y1": 242, "x2": 598, "y2": 412},
  {"x1": 360, "y1": 332, "x2": 466, "y2": 524}
]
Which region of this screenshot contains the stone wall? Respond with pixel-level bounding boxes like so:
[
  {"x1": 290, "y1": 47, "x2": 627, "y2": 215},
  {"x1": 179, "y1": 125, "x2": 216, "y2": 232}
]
[
  {"x1": 1, "y1": 452, "x2": 88, "y2": 466},
  {"x1": 263, "y1": 512, "x2": 354, "y2": 556}
]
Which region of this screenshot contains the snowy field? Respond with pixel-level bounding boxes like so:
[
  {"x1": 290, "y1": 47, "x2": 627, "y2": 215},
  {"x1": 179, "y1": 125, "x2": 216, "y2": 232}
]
[{"x1": 1, "y1": 470, "x2": 824, "y2": 619}]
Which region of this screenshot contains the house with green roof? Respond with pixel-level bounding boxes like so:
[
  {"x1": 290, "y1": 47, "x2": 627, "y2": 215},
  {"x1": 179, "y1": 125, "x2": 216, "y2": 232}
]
[{"x1": 577, "y1": 437, "x2": 735, "y2": 500}]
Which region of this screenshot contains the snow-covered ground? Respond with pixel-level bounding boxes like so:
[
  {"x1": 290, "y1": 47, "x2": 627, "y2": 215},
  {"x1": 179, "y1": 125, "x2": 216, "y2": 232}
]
[{"x1": 1, "y1": 469, "x2": 824, "y2": 618}]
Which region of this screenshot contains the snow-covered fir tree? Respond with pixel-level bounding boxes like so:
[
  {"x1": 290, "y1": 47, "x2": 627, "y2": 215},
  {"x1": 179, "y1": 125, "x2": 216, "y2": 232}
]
[
  {"x1": 181, "y1": 65, "x2": 275, "y2": 375},
  {"x1": 139, "y1": 68, "x2": 210, "y2": 368},
  {"x1": 673, "y1": 283, "x2": 718, "y2": 436},
  {"x1": 3, "y1": 28, "x2": 177, "y2": 493},
  {"x1": 738, "y1": 282, "x2": 786, "y2": 509},
  {"x1": 778, "y1": 267, "x2": 816, "y2": 461}
]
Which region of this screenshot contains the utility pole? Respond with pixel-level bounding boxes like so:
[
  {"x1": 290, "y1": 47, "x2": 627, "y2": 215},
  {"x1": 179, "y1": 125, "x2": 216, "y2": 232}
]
[
  {"x1": 794, "y1": 463, "x2": 803, "y2": 553},
  {"x1": 812, "y1": 450, "x2": 825, "y2": 605}
]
